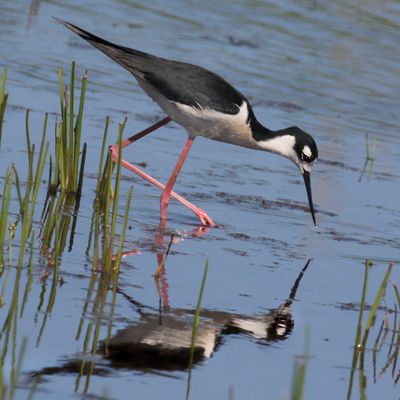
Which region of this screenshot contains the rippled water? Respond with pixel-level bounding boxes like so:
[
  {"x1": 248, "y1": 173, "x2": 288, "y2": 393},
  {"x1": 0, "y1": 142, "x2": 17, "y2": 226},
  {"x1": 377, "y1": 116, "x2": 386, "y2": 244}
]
[{"x1": 0, "y1": 1, "x2": 400, "y2": 399}]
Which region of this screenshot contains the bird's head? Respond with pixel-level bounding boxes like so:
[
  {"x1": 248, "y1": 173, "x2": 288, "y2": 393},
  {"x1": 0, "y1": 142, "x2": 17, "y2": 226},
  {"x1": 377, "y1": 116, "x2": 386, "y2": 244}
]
[
  {"x1": 288, "y1": 126, "x2": 319, "y2": 173},
  {"x1": 257, "y1": 126, "x2": 319, "y2": 226},
  {"x1": 287, "y1": 126, "x2": 318, "y2": 227}
]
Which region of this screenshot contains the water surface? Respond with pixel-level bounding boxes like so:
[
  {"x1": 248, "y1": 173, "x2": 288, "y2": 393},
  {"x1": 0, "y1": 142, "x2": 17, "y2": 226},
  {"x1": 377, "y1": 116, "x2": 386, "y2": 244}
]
[{"x1": 0, "y1": 1, "x2": 399, "y2": 399}]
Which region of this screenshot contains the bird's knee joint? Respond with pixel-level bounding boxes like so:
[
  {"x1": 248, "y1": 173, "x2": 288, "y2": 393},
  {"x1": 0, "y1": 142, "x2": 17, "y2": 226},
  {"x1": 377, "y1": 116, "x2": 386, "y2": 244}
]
[
  {"x1": 109, "y1": 145, "x2": 120, "y2": 162},
  {"x1": 160, "y1": 192, "x2": 169, "y2": 206}
]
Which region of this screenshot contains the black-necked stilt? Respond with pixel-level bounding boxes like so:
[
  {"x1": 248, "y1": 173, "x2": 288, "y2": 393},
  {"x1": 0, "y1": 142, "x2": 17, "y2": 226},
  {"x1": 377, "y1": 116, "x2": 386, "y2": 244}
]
[{"x1": 56, "y1": 19, "x2": 318, "y2": 227}]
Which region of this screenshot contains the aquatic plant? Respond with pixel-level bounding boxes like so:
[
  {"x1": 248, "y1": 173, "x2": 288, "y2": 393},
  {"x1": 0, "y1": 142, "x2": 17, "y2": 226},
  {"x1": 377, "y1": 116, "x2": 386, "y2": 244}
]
[
  {"x1": 347, "y1": 260, "x2": 395, "y2": 399},
  {"x1": 0, "y1": 109, "x2": 49, "y2": 270},
  {"x1": 75, "y1": 121, "x2": 133, "y2": 394},
  {"x1": 16, "y1": 110, "x2": 49, "y2": 268},
  {"x1": 0, "y1": 57, "x2": 135, "y2": 397},
  {"x1": 0, "y1": 97, "x2": 49, "y2": 398},
  {"x1": 41, "y1": 63, "x2": 88, "y2": 254},
  {"x1": 0, "y1": 337, "x2": 28, "y2": 400},
  {"x1": 56, "y1": 61, "x2": 87, "y2": 194},
  {"x1": 359, "y1": 132, "x2": 377, "y2": 182},
  {"x1": 290, "y1": 328, "x2": 310, "y2": 400},
  {"x1": 185, "y1": 259, "x2": 209, "y2": 400},
  {"x1": 0, "y1": 68, "x2": 8, "y2": 146},
  {"x1": 0, "y1": 168, "x2": 13, "y2": 271},
  {"x1": 0, "y1": 109, "x2": 49, "y2": 399}
]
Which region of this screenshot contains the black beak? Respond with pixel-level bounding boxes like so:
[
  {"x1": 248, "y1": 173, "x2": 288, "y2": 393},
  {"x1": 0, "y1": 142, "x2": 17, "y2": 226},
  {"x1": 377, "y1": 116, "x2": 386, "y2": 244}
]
[{"x1": 303, "y1": 171, "x2": 317, "y2": 227}]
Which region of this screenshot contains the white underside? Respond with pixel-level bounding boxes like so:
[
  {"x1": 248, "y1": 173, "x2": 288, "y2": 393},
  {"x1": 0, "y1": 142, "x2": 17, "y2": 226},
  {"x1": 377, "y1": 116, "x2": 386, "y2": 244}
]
[
  {"x1": 137, "y1": 79, "x2": 259, "y2": 149},
  {"x1": 172, "y1": 101, "x2": 257, "y2": 147}
]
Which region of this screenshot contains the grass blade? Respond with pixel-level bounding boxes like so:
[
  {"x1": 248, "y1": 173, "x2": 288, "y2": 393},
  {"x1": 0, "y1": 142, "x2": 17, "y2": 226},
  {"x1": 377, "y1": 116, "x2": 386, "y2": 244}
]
[{"x1": 185, "y1": 260, "x2": 209, "y2": 400}]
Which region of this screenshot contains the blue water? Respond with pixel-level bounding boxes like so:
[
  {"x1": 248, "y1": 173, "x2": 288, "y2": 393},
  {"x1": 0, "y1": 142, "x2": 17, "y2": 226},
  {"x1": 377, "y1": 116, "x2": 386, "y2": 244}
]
[{"x1": 0, "y1": 1, "x2": 400, "y2": 399}]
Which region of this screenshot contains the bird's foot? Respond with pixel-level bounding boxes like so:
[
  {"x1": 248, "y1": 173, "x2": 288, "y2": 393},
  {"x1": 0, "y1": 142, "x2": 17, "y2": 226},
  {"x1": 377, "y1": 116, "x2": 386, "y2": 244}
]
[{"x1": 193, "y1": 208, "x2": 217, "y2": 227}]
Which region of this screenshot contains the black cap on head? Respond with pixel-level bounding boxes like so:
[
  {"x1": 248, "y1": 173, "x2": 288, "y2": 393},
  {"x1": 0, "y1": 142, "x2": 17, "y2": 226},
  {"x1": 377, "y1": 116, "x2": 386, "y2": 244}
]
[{"x1": 284, "y1": 126, "x2": 319, "y2": 162}]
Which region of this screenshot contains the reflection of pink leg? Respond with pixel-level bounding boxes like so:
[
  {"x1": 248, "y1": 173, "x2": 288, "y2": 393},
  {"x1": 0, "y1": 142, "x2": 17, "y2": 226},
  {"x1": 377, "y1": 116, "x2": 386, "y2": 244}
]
[
  {"x1": 109, "y1": 118, "x2": 216, "y2": 226},
  {"x1": 155, "y1": 253, "x2": 170, "y2": 310}
]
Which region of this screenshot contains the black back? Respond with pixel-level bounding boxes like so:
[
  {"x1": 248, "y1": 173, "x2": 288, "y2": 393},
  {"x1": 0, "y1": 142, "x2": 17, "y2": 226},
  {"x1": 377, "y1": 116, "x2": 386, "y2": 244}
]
[
  {"x1": 145, "y1": 61, "x2": 247, "y2": 115},
  {"x1": 56, "y1": 19, "x2": 248, "y2": 115}
]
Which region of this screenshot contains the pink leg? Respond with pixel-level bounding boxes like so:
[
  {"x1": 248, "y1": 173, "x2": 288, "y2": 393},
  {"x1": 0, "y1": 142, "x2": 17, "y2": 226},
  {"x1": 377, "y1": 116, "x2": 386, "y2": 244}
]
[
  {"x1": 160, "y1": 137, "x2": 194, "y2": 223},
  {"x1": 109, "y1": 118, "x2": 216, "y2": 227}
]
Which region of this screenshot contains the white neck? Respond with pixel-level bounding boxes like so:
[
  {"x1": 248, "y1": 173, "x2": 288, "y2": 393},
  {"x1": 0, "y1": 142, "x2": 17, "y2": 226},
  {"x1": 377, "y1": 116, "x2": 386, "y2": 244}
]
[{"x1": 257, "y1": 135, "x2": 296, "y2": 159}]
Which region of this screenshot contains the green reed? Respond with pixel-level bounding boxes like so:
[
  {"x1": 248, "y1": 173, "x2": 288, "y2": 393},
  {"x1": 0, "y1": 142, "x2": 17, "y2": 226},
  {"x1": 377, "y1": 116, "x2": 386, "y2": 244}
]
[
  {"x1": 0, "y1": 232, "x2": 35, "y2": 399},
  {"x1": 359, "y1": 132, "x2": 377, "y2": 183},
  {"x1": 85, "y1": 116, "x2": 110, "y2": 259},
  {"x1": 36, "y1": 213, "x2": 61, "y2": 348},
  {"x1": 0, "y1": 110, "x2": 49, "y2": 399},
  {"x1": 0, "y1": 68, "x2": 8, "y2": 146},
  {"x1": 41, "y1": 63, "x2": 88, "y2": 253},
  {"x1": 0, "y1": 108, "x2": 48, "y2": 397},
  {"x1": 40, "y1": 190, "x2": 77, "y2": 254},
  {"x1": 20, "y1": 238, "x2": 34, "y2": 319},
  {"x1": 14, "y1": 110, "x2": 49, "y2": 268},
  {"x1": 185, "y1": 259, "x2": 209, "y2": 400},
  {"x1": 0, "y1": 168, "x2": 13, "y2": 271},
  {"x1": 291, "y1": 327, "x2": 310, "y2": 400},
  {"x1": 9, "y1": 337, "x2": 27, "y2": 400},
  {"x1": 0, "y1": 60, "x2": 134, "y2": 396},
  {"x1": 75, "y1": 120, "x2": 133, "y2": 394},
  {"x1": 87, "y1": 117, "x2": 128, "y2": 271},
  {"x1": 347, "y1": 261, "x2": 393, "y2": 399},
  {"x1": 0, "y1": 336, "x2": 27, "y2": 400},
  {"x1": 102, "y1": 128, "x2": 122, "y2": 271},
  {"x1": 107, "y1": 185, "x2": 133, "y2": 340},
  {"x1": 96, "y1": 117, "x2": 110, "y2": 193},
  {"x1": 370, "y1": 280, "x2": 400, "y2": 386},
  {"x1": 55, "y1": 62, "x2": 87, "y2": 194},
  {"x1": 75, "y1": 182, "x2": 132, "y2": 394}
]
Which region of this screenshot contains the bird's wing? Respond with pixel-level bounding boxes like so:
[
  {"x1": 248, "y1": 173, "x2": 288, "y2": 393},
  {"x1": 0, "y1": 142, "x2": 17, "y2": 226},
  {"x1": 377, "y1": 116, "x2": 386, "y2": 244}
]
[
  {"x1": 56, "y1": 18, "x2": 248, "y2": 115},
  {"x1": 144, "y1": 60, "x2": 247, "y2": 115}
]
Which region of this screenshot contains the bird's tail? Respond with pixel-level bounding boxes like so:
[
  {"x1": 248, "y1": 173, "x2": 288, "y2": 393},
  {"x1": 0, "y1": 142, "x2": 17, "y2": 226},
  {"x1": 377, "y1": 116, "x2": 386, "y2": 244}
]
[{"x1": 54, "y1": 18, "x2": 155, "y2": 79}]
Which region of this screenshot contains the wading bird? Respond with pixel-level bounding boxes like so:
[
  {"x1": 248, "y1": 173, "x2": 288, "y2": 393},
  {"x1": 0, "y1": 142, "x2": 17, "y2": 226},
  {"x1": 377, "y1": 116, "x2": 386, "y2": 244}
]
[{"x1": 56, "y1": 18, "x2": 319, "y2": 227}]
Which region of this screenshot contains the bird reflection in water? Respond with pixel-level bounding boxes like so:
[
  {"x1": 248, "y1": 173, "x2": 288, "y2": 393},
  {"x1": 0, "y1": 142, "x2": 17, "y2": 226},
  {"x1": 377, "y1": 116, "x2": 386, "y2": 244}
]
[
  {"x1": 30, "y1": 259, "x2": 311, "y2": 378},
  {"x1": 105, "y1": 258, "x2": 311, "y2": 370}
]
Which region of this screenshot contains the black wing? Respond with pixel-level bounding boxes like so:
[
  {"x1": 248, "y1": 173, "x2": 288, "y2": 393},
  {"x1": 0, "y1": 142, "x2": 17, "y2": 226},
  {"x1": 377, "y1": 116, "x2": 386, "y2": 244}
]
[{"x1": 56, "y1": 18, "x2": 248, "y2": 115}]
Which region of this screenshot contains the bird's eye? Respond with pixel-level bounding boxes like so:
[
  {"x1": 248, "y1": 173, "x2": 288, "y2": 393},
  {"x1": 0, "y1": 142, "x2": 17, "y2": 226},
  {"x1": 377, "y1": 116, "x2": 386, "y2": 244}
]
[{"x1": 301, "y1": 153, "x2": 312, "y2": 163}]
